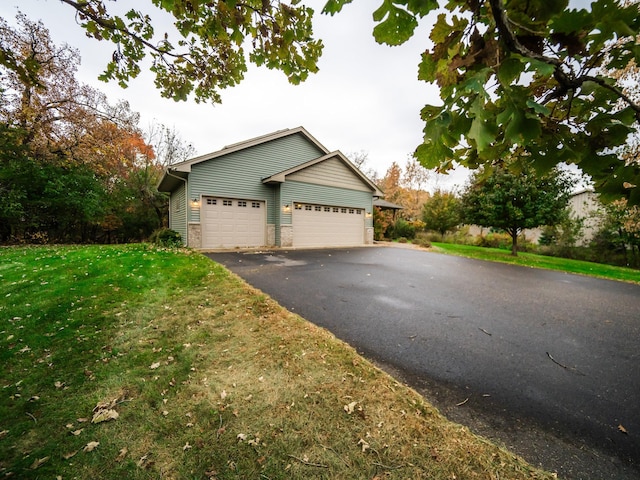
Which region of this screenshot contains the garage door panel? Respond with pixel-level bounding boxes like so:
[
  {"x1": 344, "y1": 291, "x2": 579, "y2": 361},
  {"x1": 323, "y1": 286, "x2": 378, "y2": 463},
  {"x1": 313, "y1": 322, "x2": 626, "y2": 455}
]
[
  {"x1": 293, "y1": 203, "x2": 364, "y2": 247},
  {"x1": 202, "y1": 197, "x2": 265, "y2": 248}
]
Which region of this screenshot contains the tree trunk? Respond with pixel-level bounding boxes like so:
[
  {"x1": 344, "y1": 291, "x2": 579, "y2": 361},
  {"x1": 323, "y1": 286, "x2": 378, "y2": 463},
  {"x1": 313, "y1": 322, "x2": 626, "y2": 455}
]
[{"x1": 509, "y1": 228, "x2": 518, "y2": 256}]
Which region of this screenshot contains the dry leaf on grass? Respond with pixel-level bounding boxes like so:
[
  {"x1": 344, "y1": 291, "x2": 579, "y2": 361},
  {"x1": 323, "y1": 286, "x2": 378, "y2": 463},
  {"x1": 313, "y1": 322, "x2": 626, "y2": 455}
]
[
  {"x1": 63, "y1": 450, "x2": 78, "y2": 460},
  {"x1": 344, "y1": 401, "x2": 357, "y2": 414},
  {"x1": 150, "y1": 362, "x2": 161, "y2": 369},
  {"x1": 92, "y1": 409, "x2": 119, "y2": 423},
  {"x1": 30, "y1": 456, "x2": 49, "y2": 469},
  {"x1": 116, "y1": 447, "x2": 128, "y2": 462},
  {"x1": 357, "y1": 438, "x2": 370, "y2": 453},
  {"x1": 70, "y1": 429, "x2": 84, "y2": 436},
  {"x1": 618, "y1": 424, "x2": 628, "y2": 434},
  {"x1": 83, "y1": 441, "x2": 100, "y2": 452}
]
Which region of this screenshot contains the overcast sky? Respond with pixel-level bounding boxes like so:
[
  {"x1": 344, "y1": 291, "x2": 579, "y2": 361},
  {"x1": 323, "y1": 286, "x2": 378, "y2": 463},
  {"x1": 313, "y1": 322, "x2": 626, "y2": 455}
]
[{"x1": 1, "y1": 1, "x2": 473, "y2": 189}]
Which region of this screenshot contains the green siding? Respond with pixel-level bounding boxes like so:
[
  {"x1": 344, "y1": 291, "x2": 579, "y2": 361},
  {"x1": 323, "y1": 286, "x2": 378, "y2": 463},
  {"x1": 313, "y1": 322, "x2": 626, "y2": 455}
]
[
  {"x1": 288, "y1": 158, "x2": 371, "y2": 192},
  {"x1": 170, "y1": 182, "x2": 187, "y2": 244},
  {"x1": 281, "y1": 181, "x2": 374, "y2": 228},
  {"x1": 189, "y1": 133, "x2": 324, "y2": 225}
]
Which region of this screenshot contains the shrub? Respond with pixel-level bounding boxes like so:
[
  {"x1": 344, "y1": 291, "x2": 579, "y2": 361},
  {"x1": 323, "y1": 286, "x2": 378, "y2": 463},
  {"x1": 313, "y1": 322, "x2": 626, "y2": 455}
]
[
  {"x1": 149, "y1": 228, "x2": 182, "y2": 247},
  {"x1": 389, "y1": 218, "x2": 416, "y2": 240}
]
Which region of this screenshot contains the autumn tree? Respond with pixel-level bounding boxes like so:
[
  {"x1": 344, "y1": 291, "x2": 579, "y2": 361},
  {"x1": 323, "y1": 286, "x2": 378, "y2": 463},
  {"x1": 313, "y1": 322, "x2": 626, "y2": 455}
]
[
  {"x1": 0, "y1": 15, "x2": 169, "y2": 243},
  {"x1": 422, "y1": 190, "x2": 460, "y2": 239},
  {"x1": 460, "y1": 165, "x2": 572, "y2": 256},
  {"x1": 401, "y1": 157, "x2": 430, "y2": 220}
]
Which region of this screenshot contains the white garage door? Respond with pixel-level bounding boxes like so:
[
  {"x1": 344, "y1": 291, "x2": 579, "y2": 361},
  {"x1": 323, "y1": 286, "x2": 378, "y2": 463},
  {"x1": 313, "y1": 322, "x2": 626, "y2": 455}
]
[
  {"x1": 292, "y1": 203, "x2": 364, "y2": 247},
  {"x1": 202, "y1": 197, "x2": 265, "y2": 248}
]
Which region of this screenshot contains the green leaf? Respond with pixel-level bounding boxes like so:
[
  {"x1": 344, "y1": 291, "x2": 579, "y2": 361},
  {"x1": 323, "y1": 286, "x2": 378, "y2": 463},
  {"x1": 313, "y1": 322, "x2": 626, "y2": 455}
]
[
  {"x1": 322, "y1": 0, "x2": 353, "y2": 15},
  {"x1": 372, "y1": 2, "x2": 419, "y2": 46},
  {"x1": 526, "y1": 58, "x2": 556, "y2": 77},
  {"x1": 526, "y1": 99, "x2": 550, "y2": 116},
  {"x1": 497, "y1": 57, "x2": 523, "y2": 86}
]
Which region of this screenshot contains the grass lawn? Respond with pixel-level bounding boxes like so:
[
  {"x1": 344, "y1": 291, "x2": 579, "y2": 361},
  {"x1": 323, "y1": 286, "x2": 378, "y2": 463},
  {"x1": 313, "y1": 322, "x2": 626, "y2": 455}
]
[
  {"x1": 0, "y1": 244, "x2": 555, "y2": 479},
  {"x1": 432, "y1": 242, "x2": 640, "y2": 284}
]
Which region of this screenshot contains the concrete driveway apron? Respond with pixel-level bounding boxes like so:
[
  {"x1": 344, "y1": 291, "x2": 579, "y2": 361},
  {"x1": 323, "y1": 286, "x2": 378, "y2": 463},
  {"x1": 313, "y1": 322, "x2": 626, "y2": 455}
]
[{"x1": 206, "y1": 246, "x2": 640, "y2": 479}]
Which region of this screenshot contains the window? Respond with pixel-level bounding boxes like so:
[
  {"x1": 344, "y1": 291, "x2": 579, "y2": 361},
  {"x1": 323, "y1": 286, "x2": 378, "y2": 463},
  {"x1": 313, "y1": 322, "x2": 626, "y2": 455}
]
[
  {"x1": 238, "y1": 201, "x2": 247, "y2": 207},
  {"x1": 295, "y1": 203, "x2": 303, "y2": 210},
  {"x1": 251, "y1": 202, "x2": 260, "y2": 208},
  {"x1": 305, "y1": 205, "x2": 312, "y2": 211},
  {"x1": 223, "y1": 199, "x2": 233, "y2": 206},
  {"x1": 207, "y1": 198, "x2": 217, "y2": 205},
  {"x1": 349, "y1": 209, "x2": 355, "y2": 214},
  {"x1": 356, "y1": 209, "x2": 362, "y2": 215},
  {"x1": 341, "y1": 208, "x2": 347, "y2": 214},
  {"x1": 333, "y1": 207, "x2": 339, "y2": 213},
  {"x1": 315, "y1": 206, "x2": 322, "y2": 212},
  {"x1": 324, "y1": 207, "x2": 331, "y2": 212}
]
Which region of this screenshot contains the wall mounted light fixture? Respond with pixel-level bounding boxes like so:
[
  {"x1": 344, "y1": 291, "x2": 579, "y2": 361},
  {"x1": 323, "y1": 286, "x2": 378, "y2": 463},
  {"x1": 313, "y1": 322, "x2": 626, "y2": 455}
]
[
  {"x1": 190, "y1": 197, "x2": 200, "y2": 208},
  {"x1": 282, "y1": 203, "x2": 291, "y2": 214}
]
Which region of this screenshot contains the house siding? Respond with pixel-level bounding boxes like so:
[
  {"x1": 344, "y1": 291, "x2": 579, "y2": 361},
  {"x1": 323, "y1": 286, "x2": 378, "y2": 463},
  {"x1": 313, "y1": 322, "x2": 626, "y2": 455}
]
[
  {"x1": 287, "y1": 158, "x2": 371, "y2": 192},
  {"x1": 170, "y1": 182, "x2": 188, "y2": 244},
  {"x1": 189, "y1": 133, "x2": 325, "y2": 225}
]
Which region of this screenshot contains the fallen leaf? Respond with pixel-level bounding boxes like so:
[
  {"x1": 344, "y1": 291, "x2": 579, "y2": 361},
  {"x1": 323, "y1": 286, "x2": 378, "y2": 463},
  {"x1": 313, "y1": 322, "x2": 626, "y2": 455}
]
[
  {"x1": 618, "y1": 424, "x2": 628, "y2": 434},
  {"x1": 92, "y1": 409, "x2": 119, "y2": 424},
  {"x1": 183, "y1": 442, "x2": 192, "y2": 451},
  {"x1": 77, "y1": 417, "x2": 89, "y2": 423},
  {"x1": 83, "y1": 441, "x2": 100, "y2": 452},
  {"x1": 357, "y1": 438, "x2": 370, "y2": 453},
  {"x1": 150, "y1": 362, "x2": 161, "y2": 370},
  {"x1": 63, "y1": 450, "x2": 78, "y2": 460},
  {"x1": 344, "y1": 401, "x2": 357, "y2": 414},
  {"x1": 71, "y1": 429, "x2": 84, "y2": 436},
  {"x1": 30, "y1": 456, "x2": 49, "y2": 469},
  {"x1": 116, "y1": 447, "x2": 128, "y2": 462},
  {"x1": 237, "y1": 433, "x2": 247, "y2": 442},
  {"x1": 220, "y1": 390, "x2": 227, "y2": 400},
  {"x1": 0, "y1": 430, "x2": 8, "y2": 439},
  {"x1": 54, "y1": 381, "x2": 64, "y2": 389},
  {"x1": 162, "y1": 410, "x2": 169, "y2": 416}
]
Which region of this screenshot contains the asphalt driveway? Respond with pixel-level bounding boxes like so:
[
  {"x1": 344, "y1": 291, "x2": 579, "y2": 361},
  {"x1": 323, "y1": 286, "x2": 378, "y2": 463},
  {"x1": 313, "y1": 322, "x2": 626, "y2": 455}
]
[{"x1": 206, "y1": 246, "x2": 640, "y2": 479}]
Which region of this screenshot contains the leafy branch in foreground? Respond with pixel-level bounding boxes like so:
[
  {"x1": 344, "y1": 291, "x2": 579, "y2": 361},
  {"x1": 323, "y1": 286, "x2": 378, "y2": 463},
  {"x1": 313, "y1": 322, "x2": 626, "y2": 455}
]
[
  {"x1": 326, "y1": 0, "x2": 640, "y2": 204},
  {"x1": 59, "y1": 0, "x2": 323, "y2": 103}
]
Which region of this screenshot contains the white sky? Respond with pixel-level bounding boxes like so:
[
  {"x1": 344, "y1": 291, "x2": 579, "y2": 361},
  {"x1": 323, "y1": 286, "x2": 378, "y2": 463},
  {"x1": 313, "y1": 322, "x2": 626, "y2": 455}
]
[{"x1": 0, "y1": 1, "x2": 472, "y2": 189}]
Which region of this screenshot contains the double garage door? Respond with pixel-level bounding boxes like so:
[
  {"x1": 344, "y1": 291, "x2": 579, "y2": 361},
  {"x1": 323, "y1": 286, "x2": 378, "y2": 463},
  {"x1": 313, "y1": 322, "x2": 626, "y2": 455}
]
[
  {"x1": 292, "y1": 203, "x2": 364, "y2": 248},
  {"x1": 202, "y1": 197, "x2": 265, "y2": 249}
]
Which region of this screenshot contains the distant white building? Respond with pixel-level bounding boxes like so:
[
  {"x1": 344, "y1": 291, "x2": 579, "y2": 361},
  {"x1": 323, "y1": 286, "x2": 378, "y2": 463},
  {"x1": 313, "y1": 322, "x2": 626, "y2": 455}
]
[{"x1": 568, "y1": 189, "x2": 602, "y2": 246}]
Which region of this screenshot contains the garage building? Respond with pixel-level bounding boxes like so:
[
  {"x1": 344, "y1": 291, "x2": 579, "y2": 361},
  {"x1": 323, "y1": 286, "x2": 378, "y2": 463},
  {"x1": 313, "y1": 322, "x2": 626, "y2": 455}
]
[{"x1": 157, "y1": 127, "x2": 383, "y2": 249}]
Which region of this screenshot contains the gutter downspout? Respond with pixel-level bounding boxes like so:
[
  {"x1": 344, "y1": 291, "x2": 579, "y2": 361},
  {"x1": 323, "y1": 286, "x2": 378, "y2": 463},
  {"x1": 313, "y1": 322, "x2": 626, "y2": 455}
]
[{"x1": 164, "y1": 169, "x2": 189, "y2": 246}]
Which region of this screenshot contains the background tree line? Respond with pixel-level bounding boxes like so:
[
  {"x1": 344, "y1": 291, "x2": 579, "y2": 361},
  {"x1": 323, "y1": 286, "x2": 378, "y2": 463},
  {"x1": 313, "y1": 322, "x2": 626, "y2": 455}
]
[
  {"x1": 0, "y1": 15, "x2": 193, "y2": 244},
  {"x1": 369, "y1": 156, "x2": 639, "y2": 267}
]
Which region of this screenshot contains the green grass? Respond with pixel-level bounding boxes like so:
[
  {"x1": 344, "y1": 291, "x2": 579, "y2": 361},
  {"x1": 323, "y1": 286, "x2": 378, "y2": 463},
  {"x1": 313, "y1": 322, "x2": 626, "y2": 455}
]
[
  {"x1": 0, "y1": 244, "x2": 556, "y2": 479},
  {"x1": 432, "y1": 242, "x2": 640, "y2": 283}
]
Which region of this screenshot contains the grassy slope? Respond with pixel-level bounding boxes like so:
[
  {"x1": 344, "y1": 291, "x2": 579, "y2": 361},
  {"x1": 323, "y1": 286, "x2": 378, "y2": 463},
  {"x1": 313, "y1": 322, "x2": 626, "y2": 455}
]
[
  {"x1": 0, "y1": 245, "x2": 555, "y2": 479},
  {"x1": 432, "y1": 242, "x2": 640, "y2": 284}
]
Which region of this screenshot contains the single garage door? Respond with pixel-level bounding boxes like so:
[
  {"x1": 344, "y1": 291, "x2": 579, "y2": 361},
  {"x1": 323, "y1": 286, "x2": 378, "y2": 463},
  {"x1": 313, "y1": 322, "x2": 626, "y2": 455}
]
[
  {"x1": 202, "y1": 197, "x2": 265, "y2": 248},
  {"x1": 292, "y1": 203, "x2": 364, "y2": 247}
]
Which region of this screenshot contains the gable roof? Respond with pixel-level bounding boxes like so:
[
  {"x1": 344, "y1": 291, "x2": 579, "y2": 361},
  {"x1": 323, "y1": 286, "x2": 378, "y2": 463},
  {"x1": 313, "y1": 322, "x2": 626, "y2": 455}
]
[
  {"x1": 170, "y1": 127, "x2": 328, "y2": 174},
  {"x1": 262, "y1": 150, "x2": 383, "y2": 196}
]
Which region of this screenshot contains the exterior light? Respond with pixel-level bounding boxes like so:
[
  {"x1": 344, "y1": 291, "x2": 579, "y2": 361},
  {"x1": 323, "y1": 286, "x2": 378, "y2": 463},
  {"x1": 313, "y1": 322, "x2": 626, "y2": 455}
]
[
  {"x1": 191, "y1": 197, "x2": 200, "y2": 208},
  {"x1": 282, "y1": 203, "x2": 291, "y2": 213}
]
